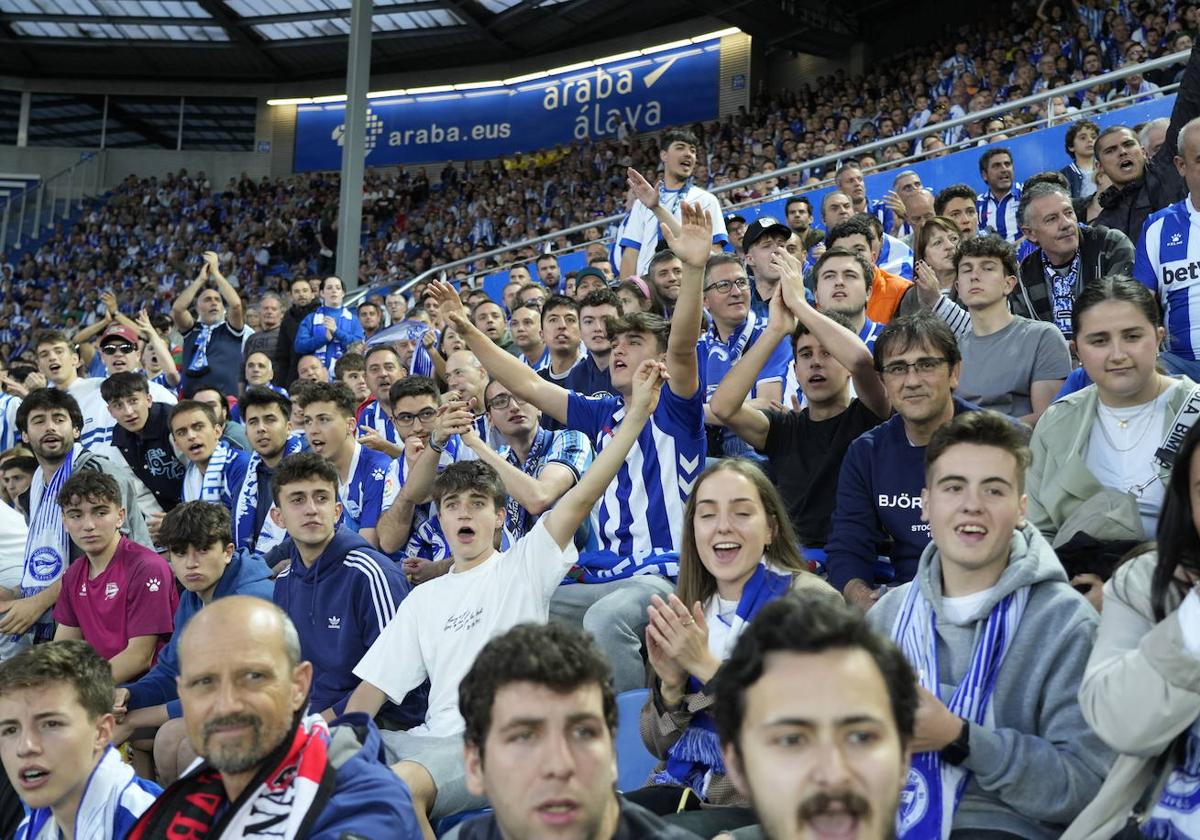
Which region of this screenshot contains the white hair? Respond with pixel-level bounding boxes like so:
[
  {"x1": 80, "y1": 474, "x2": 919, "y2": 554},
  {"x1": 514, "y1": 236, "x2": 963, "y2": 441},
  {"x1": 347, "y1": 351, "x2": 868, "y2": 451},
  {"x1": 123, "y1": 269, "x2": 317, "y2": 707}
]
[{"x1": 1139, "y1": 117, "x2": 1170, "y2": 149}]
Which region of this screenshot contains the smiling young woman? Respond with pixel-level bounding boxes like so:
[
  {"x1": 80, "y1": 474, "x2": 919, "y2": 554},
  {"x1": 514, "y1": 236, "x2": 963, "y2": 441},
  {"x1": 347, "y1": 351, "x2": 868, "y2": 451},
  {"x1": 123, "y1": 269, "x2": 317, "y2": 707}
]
[{"x1": 626, "y1": 459, "x2": 840, "y2": 835}]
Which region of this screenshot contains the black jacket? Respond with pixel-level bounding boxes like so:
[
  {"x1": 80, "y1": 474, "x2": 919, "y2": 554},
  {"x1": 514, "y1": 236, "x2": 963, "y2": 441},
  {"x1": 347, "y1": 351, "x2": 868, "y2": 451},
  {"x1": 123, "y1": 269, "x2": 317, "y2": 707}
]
[
  {"x1": 111, "y1": 401, "x2": 185, "y2": 512},
  {"x1": 274, "y1": 299, "x2": 319, "y2": 387},
  {"x1": 1095, "y1": 43, "x2": 1200, "y2": 243},
  {"x1": 1013, "y1": 223, "x2": 1135, "y2": 324}
]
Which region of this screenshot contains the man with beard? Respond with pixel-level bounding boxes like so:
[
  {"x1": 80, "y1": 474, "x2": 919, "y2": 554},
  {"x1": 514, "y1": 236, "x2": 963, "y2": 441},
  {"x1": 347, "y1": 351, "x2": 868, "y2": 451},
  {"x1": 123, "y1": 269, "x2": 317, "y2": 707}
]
[
  {"x1": 357, "y1": 300, "x2": 384, "y2": 341},
  {"x1": 356, "y1": 344, "x2": 405, "y2": 458},
  {"x1": 127, "y1": 596, "x2": 420, "y2": 838},
  {"x1": 712, "y1": 595, "x2": 916, "y2": 840},
  {"x1": 276, "y1": 275, "x2": 319, "y2": 388},
  {"x1": 0, "y1": 389, "x2": 149, "y2": 646},
  {"x1": 172, "y1": 251, "x2": 248, "y2": 399}
]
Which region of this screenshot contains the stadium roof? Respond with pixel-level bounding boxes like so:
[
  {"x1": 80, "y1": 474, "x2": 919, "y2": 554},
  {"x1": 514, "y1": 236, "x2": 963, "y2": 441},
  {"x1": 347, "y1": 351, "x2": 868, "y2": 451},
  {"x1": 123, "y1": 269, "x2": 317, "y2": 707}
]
[{"x1": 0, "y1": 0, "x2": 900, "y2": 83}]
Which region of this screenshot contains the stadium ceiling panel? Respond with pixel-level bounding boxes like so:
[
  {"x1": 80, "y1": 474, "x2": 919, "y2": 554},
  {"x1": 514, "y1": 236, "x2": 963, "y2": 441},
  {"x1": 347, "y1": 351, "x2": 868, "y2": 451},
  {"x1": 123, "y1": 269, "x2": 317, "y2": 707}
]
[{"x1": 0, "y1": 0, "x2": 906, "y2": 81}]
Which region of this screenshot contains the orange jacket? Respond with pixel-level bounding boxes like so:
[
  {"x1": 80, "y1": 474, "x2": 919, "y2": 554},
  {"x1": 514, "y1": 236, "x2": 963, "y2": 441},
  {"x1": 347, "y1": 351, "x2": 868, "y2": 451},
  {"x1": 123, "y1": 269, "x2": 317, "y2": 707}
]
[{"x1": 865, "y1": 267, "x2": 914, "y2": 324}]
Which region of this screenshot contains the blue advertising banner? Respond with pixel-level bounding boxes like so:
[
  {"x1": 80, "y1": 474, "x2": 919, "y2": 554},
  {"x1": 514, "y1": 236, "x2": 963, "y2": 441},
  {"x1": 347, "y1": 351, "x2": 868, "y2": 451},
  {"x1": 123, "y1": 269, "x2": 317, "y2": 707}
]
[
  {"x1": 740, "y1": 96, "x2": 1175, "y2": 232},
  {"x1": 294, "y1": 42, "x2": 721, "y2": 171}
]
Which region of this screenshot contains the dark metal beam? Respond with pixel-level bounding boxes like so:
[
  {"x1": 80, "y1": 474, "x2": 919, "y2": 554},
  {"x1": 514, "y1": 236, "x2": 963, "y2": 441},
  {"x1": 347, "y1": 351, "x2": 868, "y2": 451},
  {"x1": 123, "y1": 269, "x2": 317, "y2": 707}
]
[
  {"x1": 78, "y1": 94, "x2": 178, "y2": 147},
  {"x1": 191, "y1": 0, "x2": 291, "y2": 74},
  {"x1": 239, "y1": 0, "x2": 446, "y2": 23},
  {"x1": 436, "y1": 0, "x2": 516, "y2": 54}
]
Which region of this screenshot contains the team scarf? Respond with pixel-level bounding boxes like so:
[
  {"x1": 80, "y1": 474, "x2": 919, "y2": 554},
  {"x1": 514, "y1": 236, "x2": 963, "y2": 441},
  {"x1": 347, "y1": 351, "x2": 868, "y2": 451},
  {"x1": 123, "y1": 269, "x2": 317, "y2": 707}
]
[
  {"x1": 1143, "y1": 723, "x2": 1200, "y2": 838},
  {"x1": 650, "y1": 563, "x2": 792, "y2": 799},
  {"x1": 128, "y1": 714, "x2": 334, "y2": 840},
  {"x1": 503, "y1": 428, "x2": 554, "y2": 538},
  {"x1": 366, "y1": 319, "x2": 434, "y2": 377},
  {"x1": 20, "y1": 445, "x2": 76, "y2": 610},
  {"x1": 233, "y1": 432, "x2": 305, "y2": 552},
  {"x1": 891, "y1": 579, "x2": 1029, "y2": 839},
  {"x1": 1041, "y1": 248, "x2": 1081, "y2": 338},
  {"x1": 187, "y1": 439, "x2": 237, "y2": 505},
  {"x1": 568, "y1": 549, "x2": 679, "y2": 584},
  {"x1": 188, "y1": 322, "x2": 217, "y2": 372}
]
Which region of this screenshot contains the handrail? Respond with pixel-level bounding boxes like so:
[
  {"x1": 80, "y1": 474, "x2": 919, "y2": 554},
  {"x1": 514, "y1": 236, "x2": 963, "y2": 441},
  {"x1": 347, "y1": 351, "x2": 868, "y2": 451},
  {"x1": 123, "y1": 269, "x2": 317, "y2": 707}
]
[{"x1": 345, "y1": 47, "x2": 1192, "y2": 302}]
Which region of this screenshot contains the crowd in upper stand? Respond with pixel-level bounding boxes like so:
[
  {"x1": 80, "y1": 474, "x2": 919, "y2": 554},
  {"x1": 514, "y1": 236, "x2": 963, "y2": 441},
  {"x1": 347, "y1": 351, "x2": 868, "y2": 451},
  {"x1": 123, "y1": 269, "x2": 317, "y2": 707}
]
[{"x1": 6, "y1": 1, "x2": 1200, "y2": 839}]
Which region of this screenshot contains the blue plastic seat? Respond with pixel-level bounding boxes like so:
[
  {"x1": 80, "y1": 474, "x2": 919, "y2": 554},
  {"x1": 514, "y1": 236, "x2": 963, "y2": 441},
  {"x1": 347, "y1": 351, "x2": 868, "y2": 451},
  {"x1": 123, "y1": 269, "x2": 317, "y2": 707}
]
[
  {"x1": 434, "y1": 806, "x2": 492, "y2": 838},
  {"x1": 616, "y1": 688, "x2": 659, "y2": 792}
]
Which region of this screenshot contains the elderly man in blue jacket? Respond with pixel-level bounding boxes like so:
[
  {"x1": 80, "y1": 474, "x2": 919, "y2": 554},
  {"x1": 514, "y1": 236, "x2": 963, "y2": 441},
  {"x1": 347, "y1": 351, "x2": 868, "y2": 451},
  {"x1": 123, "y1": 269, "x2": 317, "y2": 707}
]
[{"x1": 127, "y1": 595, "x2": 420, "y2": 840}]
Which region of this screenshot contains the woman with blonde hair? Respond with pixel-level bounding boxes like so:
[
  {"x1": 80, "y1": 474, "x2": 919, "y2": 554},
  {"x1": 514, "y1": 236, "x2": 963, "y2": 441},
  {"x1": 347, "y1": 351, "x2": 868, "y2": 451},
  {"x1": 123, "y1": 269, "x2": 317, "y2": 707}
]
[{"x1": 629, "y1": 458, "x2": 839, "y2": 834}]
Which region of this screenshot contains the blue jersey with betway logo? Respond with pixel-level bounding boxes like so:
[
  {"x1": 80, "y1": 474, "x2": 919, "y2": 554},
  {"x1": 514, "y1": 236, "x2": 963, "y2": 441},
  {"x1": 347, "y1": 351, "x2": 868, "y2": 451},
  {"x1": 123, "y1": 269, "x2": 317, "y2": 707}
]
[
  {"x1": 823, "y1": 397, "x2": 980, "y2": 592},
  {"x1": 1136, "y1": 198, "x2": 1200, "y2": 360}
]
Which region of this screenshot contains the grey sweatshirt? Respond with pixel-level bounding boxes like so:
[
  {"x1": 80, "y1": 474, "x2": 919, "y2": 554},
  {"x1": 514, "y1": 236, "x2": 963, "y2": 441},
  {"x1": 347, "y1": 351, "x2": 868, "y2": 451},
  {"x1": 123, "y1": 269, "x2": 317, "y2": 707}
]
[{"x1": 867, "y1": 523, "x2": 1114, "y2": 839}]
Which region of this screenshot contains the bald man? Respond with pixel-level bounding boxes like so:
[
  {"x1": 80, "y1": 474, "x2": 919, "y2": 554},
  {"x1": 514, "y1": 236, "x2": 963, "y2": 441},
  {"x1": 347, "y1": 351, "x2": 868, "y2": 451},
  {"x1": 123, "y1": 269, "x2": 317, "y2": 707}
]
[{"x1": 128, "y1": 597, "x2": 419, "y2": 838}]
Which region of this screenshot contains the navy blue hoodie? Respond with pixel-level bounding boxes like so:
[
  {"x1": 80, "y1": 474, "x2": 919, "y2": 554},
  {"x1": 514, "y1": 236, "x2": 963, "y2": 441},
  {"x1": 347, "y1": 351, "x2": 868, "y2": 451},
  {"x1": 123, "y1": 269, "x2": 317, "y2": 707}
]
[
  {"x1": 825, "y1": 397, "x2": 980, "y2": 592},
  {"x1": 125, "y1": 548, "x2": 274, "y2": 718},
  {"x1": 274, "y1": 528, "x2": 417, "y2": 718}
]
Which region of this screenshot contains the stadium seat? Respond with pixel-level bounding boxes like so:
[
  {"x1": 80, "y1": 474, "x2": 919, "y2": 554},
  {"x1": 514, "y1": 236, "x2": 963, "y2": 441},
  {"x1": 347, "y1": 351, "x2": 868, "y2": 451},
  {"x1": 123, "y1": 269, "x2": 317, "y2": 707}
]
[
  {"x1": 434, "y1": 807, "x2": 492, "y2": 838},
  {"x1": 616, "y1": 688, "x2": 658, "y2": 792}
]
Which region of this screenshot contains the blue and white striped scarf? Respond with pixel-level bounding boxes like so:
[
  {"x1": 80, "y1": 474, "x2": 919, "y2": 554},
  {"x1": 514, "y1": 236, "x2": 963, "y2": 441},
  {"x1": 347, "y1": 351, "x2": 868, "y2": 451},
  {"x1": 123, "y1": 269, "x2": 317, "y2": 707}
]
[
  {"x1": 187, "y1": 439, "x2": 236, "y2": 506},
  {"x1": 650, "y1": 563, "x2": 792, "y2": 798},
  {"x1": 20, "y1": 446, "x2": 76, "y2": 597},
  {"x1": 891, "y1": 579, "x2": 1029, "y2": 839},
  {"x1": 188, "y1": 322, "x2": 216, "y2": 372},
  {"x1": 233, "y1": 432, "x2": 305, "y2": 552}
]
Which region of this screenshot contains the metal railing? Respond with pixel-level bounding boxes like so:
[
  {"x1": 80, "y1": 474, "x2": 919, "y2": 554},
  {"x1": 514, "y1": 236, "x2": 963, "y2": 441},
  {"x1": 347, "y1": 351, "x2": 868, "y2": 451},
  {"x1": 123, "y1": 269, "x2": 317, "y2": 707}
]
[
  {"x1": 0, "y1": 152, "x2": 102, "y2": 253},
  {"x1": 345, "y1": 45, "x2": 1192, "y2": 304}
]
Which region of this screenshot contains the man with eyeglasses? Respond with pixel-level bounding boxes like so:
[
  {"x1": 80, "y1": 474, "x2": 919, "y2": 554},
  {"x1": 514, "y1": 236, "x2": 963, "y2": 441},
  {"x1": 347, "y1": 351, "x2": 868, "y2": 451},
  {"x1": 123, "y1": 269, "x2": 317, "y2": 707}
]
[
  {"x1": 460, "y1": 380, "x2": 593, "y2": 544},
  {"x1": 699, "y1": 253, "x2": 791, "y2": 459},
  {"x1": 376, "y1": 376, "x2": 477, "y2": 572},
  {"x1": 824, "y1": 313, "x2": 981, "y2": 613}
]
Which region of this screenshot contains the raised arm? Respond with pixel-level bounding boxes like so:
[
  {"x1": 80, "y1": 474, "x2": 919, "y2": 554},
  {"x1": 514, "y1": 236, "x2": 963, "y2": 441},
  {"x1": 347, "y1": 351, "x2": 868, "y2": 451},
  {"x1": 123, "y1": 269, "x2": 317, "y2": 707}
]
[
  {"x1": 659, "y1": 202, "x2": 710, "y2": 399},
  {"x1": 627, "y1": 168, "x2": 682, "y2": 240},
  {"x1": 171, "y1": 263, "x2": 209, "y2": 334},
  {"x1": 133, "y1": 310, "x2": 180, "y2": 386},
  {"x1": 428, "y1": 279, "x2": 570, "y2": 423},
  {"x1": 461, "y1": 429, "x2": 583, "y2": 516},
  {"x1": 205, "y1": 251, "x2": 245, "y2": 332},
  {"x1": 541, "y1": 360, "x2": 663, "y2": 549},
  {"x1": 709, "y1": 287, "x2": 795, "y2": 451},
  {"x1": 775, "y1": 249, "x2": 890, "y2": 419}
]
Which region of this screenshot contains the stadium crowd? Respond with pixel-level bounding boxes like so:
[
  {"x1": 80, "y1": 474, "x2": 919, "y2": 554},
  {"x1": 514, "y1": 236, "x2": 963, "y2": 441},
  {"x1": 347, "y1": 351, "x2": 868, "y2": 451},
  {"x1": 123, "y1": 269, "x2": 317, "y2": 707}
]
[{"x1": 6, "y1": 0, "x2": 1200, "y2": 839}]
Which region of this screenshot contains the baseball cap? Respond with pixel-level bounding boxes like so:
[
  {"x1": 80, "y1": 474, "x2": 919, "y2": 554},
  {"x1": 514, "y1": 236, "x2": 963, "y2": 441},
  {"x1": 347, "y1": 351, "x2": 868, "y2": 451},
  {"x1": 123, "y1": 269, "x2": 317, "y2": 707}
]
[
  {"x1": 99, "y1": 324, "x2": 139, "y2": 346},
  {"x1": 741, "y1": 216, "x2": 792, "y2": 252},
  {"x1": 576, "y1": 267, "x2": 606, "y2": 283}
]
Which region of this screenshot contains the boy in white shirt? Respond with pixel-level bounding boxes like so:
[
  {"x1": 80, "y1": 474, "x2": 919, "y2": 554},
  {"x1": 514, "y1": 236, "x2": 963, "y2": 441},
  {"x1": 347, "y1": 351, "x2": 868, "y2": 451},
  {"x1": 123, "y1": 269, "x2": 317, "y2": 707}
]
[{"x1": 346, "y1": 359, "x2": 666, "y2": 839}]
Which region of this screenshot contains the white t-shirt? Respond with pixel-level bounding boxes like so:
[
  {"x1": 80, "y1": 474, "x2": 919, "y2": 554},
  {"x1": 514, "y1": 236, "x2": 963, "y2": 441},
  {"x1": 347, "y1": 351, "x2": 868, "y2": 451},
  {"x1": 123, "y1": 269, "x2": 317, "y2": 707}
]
[
  {"x1": 940, "y1": 586, "x2": 998, "y2": 624},
  {"x1": 1085, "y1": 385, "x2": 1175, "y2": 538},
  {"x1": 353, "y1": 518, "x2": 577, "y2": 738},
  {"x1": 620, "y1": 183, "x2": 728, "y2": 276}
]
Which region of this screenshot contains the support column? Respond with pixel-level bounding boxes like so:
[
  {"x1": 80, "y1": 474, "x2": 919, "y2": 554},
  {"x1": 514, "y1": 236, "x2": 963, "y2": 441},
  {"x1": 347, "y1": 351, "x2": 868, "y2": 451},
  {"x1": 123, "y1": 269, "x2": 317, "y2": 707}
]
[
  {"x1": 335, "y1": 0, "x2": 372, "y2": 290},
  {"x1": 16, "y1": 91, "x2": 30, "y2": 148}
]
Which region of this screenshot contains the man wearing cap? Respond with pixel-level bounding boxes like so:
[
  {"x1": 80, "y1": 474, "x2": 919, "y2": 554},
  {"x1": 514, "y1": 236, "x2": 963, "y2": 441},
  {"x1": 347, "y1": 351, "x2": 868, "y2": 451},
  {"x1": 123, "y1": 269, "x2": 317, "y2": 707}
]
[
  {"x1": 742, "y1": 215, "x2": 793, "y2": 318},
  {"x1": 572, "y1": 266, "x2": 608, "y2": 302},
  {"x1": 726, "y1": 214, "x2": 748, "y2": 253}
]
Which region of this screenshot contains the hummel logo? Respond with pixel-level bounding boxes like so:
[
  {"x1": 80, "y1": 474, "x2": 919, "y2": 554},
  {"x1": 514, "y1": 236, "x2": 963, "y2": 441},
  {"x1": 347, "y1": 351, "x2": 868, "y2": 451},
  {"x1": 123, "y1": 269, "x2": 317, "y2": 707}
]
[
  {"x1": 1171, "y1": 232, "x2": 1184, "y2": 246},
  {"x1": 146, "y1": 578, "x2": 161, "y2": 592},
  {"x1": 328, "y1": 616, "x2": 341, "y2": 629}
]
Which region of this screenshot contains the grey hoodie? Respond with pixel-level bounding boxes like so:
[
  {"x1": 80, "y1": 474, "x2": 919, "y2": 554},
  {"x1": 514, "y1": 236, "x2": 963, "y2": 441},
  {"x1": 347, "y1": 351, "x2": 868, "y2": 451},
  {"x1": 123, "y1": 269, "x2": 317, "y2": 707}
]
[{"x1": 867, "y1": 523, "x2": 1114, "y2": 839}]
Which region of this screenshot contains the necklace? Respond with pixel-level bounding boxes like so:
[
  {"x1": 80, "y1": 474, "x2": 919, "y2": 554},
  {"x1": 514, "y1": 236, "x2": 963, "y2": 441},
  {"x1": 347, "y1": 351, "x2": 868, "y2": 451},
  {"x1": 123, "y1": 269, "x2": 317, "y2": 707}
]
[{"x1": 1095, "y1": 390, "x2": 1162, "y2": 452}]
